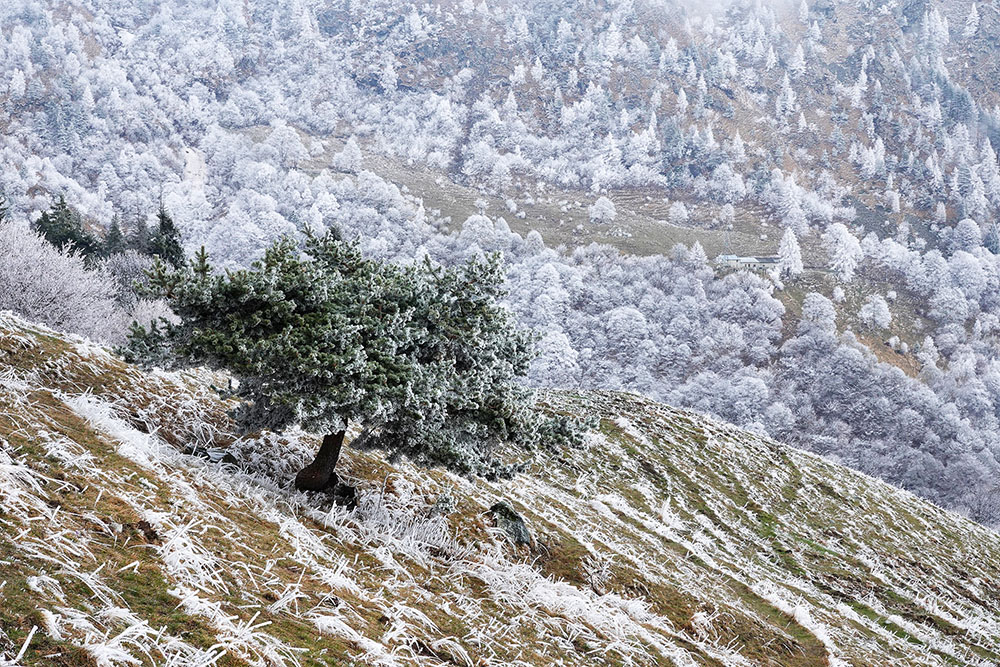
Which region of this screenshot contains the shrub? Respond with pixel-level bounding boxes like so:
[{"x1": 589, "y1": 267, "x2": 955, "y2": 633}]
[{"x1": 0, "y1": 222, "x2": 128, "y2": 343}]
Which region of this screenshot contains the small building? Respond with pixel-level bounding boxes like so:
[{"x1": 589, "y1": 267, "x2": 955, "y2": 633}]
[{"x1": 715, "y1": 255, "x2": 780, "y2": 272}]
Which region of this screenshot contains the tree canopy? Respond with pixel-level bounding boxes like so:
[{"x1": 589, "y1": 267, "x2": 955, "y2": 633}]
[
  {"x1": 32, "y1": 196, "x2": 101, "y2": 257},
  {"x1": 148, "y1": 205, "x2": 185, "y2": 268},
  {"x1": 125, "y1": 228, "x2": 574, "y2": 490}
]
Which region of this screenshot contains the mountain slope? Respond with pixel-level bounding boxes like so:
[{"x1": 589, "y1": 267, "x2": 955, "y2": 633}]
[{"x1": 2, "y1": 311, "x2": 1000, "y2": 666}]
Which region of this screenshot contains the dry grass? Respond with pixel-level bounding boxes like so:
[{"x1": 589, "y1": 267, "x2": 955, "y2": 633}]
[{"x1": 3, "y1": 313, "x2": 1000, "y2": 666}]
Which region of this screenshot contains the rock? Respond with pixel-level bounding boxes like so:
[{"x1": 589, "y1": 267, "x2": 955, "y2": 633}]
[
  {"x1": 488, "y1": 501, "x2": 532, "y2": 546},
  {"x1": 183, "y1": 445, "x2": 238, "y2": 465},
  {"x1": 328, "y1": 481, "x2": 357, "y2": 509},
  {"x1": 429, "y1": 493, "x2": 456, "y2": 518}
]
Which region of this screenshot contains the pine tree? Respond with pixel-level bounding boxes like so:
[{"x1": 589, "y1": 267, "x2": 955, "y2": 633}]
[
  {"x1": 31, "y1": 196, "x2": 100, "y2": 257},
  {"x1": 779, "y1": 227, "x2": 804, "y2": 277},
  {"x1": 984, "y1": 223, "x2": 1000, "y2": 254},
  {"x1": 822, "y1": 223, "x2": 862, "y2": 283},
  {"x1": 808, "y1": 20, "x2": 822, "y2": 43},
  {"x1": 148, "y1": 205, "x2": 185, "y2": 268},
  {"x1": 789, "y1": 44, "x2": 806, "y2": 79},
  {"x1": 128, "y1": 215, "x2": 151, "y2": 255},
  {"x1": 964, "y1": 3, "x2": 980, "y2": 39},
  {"x1": 775, "y1": 74, "x2": 797, "y2": 119},
  {"x1": 980, "y1": 139, "x2": 1000, "y2": 206},
  {"x1": 676, "y1": 88, "x2": 688, "y2": 116},
  {"x1": 688, "y1": 241, "x2": 708, "y2": 266},
  {"x1": 124, "y1": 229, "x2": 577, "y2": 491},
  {"x1": 103, "y1": 214, "x2": 126, "y2": 256},
  {"x1": 0, "y1": 192, "x2": 8, "y2": 224}
]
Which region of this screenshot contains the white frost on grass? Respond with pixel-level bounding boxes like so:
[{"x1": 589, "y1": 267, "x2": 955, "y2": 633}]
[
  {"x1": 310, "y1": 612, "x2": 401, "y2": 666},
  {"x1": 752, "y1": 581, "x2": 845, "y2": 666},
  {"x1": 6, "y1": 320, "x2": 1000, "y2": 666}
]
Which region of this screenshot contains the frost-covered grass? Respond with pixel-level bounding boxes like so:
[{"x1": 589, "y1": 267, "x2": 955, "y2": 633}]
[{"x1": 3, "y1": 311, "x2": 1000, "y2": 666}]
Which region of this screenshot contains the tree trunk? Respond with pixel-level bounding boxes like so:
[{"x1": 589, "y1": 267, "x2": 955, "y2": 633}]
[{"x1": 295, "y1": 430, "x2": 346, "y2": 491}]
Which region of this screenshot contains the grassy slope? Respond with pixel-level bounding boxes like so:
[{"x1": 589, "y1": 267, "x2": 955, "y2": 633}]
[{"x1": 2, "y1": 312, "x2": 1000, "y2": 666}]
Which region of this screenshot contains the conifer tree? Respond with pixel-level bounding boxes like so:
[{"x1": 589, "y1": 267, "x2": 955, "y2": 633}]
[
  {"x1": 964, "y1": 3, "x2": 980, "y2": 39},
  {"x1": 32, "y1": 196, "x2": 100, "y2": 257},
  {"x1": 124, "y1": 228, "x2": 576, "y2": 491},
  {"x1": 822, "y1": 223, "x2": 862, "y2": 283},
  {"x1": 148, "y1": 205, "x2": 185, "y2": 268},
  {"x1": 103, "y1": 214, "x2": 127, "y2": 256},
  {"x1": 985, "y1": 223, "x2": 1000, "y2": 255},
  {"x1": 779, "y1": 227, "x2": 804, "y2": 277},
  {"x1": 128, "y1": 215, "x2": 151, "y2": 255}
]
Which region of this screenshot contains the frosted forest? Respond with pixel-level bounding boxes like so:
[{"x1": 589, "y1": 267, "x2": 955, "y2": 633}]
[{"x1": 4, "y1": 0, "x2": 1000, "y2": 525}]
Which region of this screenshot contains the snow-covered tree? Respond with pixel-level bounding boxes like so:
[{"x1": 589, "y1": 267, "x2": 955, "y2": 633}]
[
  {"x1": 952, "y1": 218, "x2": 982, "y2": 252},
  {"x1": 778, "y1": 227, "x2": 804, "y2": 278},
  {"x1": 709, "y1": 164, "x2": 746, "y2": 203},
  {"x1": 823, "y1": 223, "x2": 863, "y2": 282},
  {"x1": 858, "y1": 295, "x2": 891, "y2": 330},
  {"x1": 789, "y1": 44, "x2": 806, "y2": 79},
  {"x1": 265, "y1": 120, "x2": 309, "y2": 169},
  {"x1": 964, "y1": 4, "x2": 980, "y2": 39},
  {"x1": 0, "y1": 222, "x2": 127, "y2": 343},
  {"x1": 589, "y1": 196, "x2": 617, "y2": 224},
  {"x1": 776, "y1": 74, "x2": 797, "y2": 119},
  {"x1": 984, "y1": 224, "x2": 1000, "y2": 254},
  {"x1": 668, "y1": 201, "x2": 689, "y2": 224},
  {"x1": 676, "y1": 88, "x2": 688, "y2": 116},
  {"x1": 8, "y1": 69, "x2": 25, "y2": 99},
  {"x1": 332, "y1": 137, "x2": 363, "y2": 173},
  {"x1": 688, "y1": 241, "x2": 708, "y2": 266}
]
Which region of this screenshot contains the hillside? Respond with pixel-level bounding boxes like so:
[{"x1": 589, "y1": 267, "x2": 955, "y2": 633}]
[
  {"x1": 9, "y1": 0, "x2": 1000, "y2": 528},
  {"x1": 3, "y1": 312, "x2": 1000, "y2": 666}
]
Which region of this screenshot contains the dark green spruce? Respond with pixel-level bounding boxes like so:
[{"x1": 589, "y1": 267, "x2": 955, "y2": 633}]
[
  {"x1": 148, "y1": 204, "x2": 185, "y2": 268},
  {"x1": 32, "y1": 195, "x2": 100, "y2": 257}
]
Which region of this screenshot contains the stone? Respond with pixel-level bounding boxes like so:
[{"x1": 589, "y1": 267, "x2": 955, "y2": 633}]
[{"x1": 488, "y1": 501, "x2": 532, "y2": 546}]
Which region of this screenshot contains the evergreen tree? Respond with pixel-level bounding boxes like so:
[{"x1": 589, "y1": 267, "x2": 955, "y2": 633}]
[
  {"x1": 103, "y1": 214, "x2": 127, "y2": 257},
  {"x1": 964, "y1": 3, "x2": 980, "y2": 39},
  {"x1": 128, "y1": 215, "x2": 151, "y2": 255},
  {"x1": 0, "y1": 192, "x2": 8, "y2": 224},
  {"x1": 822, "y1": 223, "x2": 863, "y2": 283},
  {"x1": 124, "y1": 229, "x2": 577, "y2": 491},
  {"x1": 778, "y1": 227, "x2": 804, "y2": 277},
  {"x1": 776, "y1": 74, "x2": 796, "y2": 119},
  {"x1": 788, "y1": 44, "x2": 806, "y2": 79},
  {"x1": 148, "y1": 205, "x2": 185, "y2": 268},
  {"x1": 984, "y1": 223, "x2": 1000, "y2": 255},
  {"x1": 31, "y1": 196, "x2": 100, "y2": 257}
]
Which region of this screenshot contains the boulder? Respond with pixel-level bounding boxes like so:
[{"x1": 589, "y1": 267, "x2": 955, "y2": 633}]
[{"x1": 488, "y1": 501, "x2": 532, "y2": 546}]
